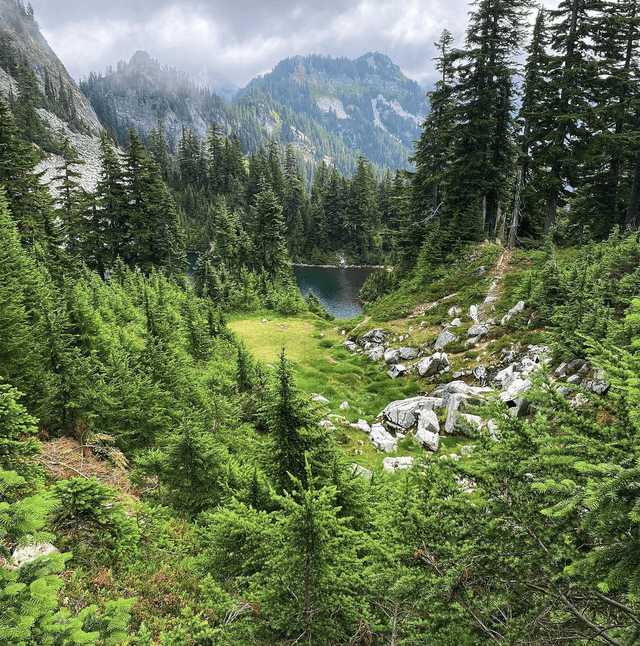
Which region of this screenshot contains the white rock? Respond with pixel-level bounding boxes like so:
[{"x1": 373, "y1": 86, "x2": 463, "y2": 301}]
[
  {"x1": 311, "y1": 394, "x2": 330, "y2": 403},
  {"x1": 11, "y1": 543, "x2": 58, "y2": 569},
  {"x1": 350, "y1": 463, "x2": 373, "y2": 479},
  {"x1": 468, "y1": 324, "x2": 489, "y2": 338},
  {"x1": 351, "y1": 419, "x2": 371, "y2": 434},
  {"x1": 416, "y1": 409, "x2": 440, "y2": 451},
  {"x1": 448, "y1": 305, "x2": 462, "y2": 317},
  {"x1": 449, "y1": 318, "x2": 462, "y2": 327},
  {"x1": 383, "y1": 456, "x2": 414, "y2": 474},
  {"x1": 320, "y1": 420, "x2": 337, "y2": 430},
  {"x1": 382, "y1": 396, "x2": 444, "y2": 431},
  {"x1": 500, "y1": 301, "x2": 526, "y2": 326},
  {"x1": 388, "y1": 364, "x2": 408, "y2": 379},
  {"x1": 434, "y1": 330, "x2": 458, "y2": 351},
  {"x1": 370, "y1": 424, "x2": 397, "y2": 452},
  {"x1": 469, "y1": 305, "x2": 479, "y2": 324},
  {"x1": 340, "y1": 401, "x2": 349, "y2": 410},
  {"x1": 384, "y1": 348, "x2": 401, "y2": 364}
]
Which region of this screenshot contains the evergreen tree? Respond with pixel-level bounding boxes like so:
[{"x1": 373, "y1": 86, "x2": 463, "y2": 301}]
[
  {"x1": 51, "y1": 138, "x2": 88, "y2": 258},
  {"x1": 445, "y1": 0, "x2": 532, "y2": 237},
  {"x1": 0, "y1": 98, "x2": 54, "y2": 247},
  {"x1": 251, "y1": 187, "x2": 291, "y2": 283}
]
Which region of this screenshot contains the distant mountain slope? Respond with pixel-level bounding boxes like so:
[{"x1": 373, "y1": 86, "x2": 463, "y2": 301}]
[
  {"x1": 242, "y1": 52, "x2": 429, "y2": 161},
  {"x1": 79, "y1": 50, "x2": 428, "y2": 176}
]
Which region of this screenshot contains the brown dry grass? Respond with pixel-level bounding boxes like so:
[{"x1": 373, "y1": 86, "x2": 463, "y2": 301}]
[{"x1": 39, "y1": 437, "x2": 136, "y2": 497}]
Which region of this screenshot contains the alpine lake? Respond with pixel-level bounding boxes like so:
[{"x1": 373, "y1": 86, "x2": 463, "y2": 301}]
[{"x1": 187, "y1": 253, "x2": 379, "y2": 319}]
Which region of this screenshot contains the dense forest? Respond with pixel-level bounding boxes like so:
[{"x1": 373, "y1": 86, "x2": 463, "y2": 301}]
[{"x1": 1, "y1": 0, "x2": 640, "y2": 644}]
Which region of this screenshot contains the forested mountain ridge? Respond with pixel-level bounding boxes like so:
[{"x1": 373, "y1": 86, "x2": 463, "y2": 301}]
[
  {"x1": 78, "y1": 50, "x2": 427, "y2": 176},
  {"x1": 240, "y1": 52, "x2": 429, "y2": 170}
]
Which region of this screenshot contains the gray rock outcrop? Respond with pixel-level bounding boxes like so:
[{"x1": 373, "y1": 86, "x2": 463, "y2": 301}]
[
  {"x1": 417, "y1": 352, "x2": 449, "y2": 377},
  {"x1": 370, "y1": 423, "x2": 397, "y2": 451},
  {"x1": 388, "y1": 364, "x2": 408, "y2": 379},
  {"x1": 434, "y1": 330, "x2": 458, "y2": 351},
  {"x1": 415, "y1": 409, "x2": 440, "y2": 450},
  {"x1": 381, "y1": 396, "x2": 444, "y2": 431}
]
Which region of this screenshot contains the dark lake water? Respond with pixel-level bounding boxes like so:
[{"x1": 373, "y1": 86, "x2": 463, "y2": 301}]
[
  {"x1": 293, "y1": 266, "x2": 379, "y2": 319},
  {"x1": 187, "y1": 254, "x2": 379, "y2": 319}
]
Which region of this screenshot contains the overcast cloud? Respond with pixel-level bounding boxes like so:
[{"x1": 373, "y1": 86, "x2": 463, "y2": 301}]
[{"x1": 29, "y1": 0, "x2": 551, "y2": 90}]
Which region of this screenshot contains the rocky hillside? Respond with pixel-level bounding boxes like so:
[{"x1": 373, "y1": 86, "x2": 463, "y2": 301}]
[
  {"x1": 79, "y1": 50, "x2": 429, "y2": 176},
  {"x1": 0, "y1": 0, "x2": 103, "y2": 193},
  {"x1": 0, "y1": 0, "x2": 100, "y2": 135},
  {"x1": 242, "y1": 53, "x2": 429, "y2": 161}
]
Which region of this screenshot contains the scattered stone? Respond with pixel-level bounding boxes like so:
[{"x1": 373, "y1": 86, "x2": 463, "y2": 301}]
[
  {"x1": 484, "y1": 296, "x2": 499, "y2": 306},
  {"x1": 582, "y1": 379, "x2": 609, "y2": 395},
  {"x1": 366, "y1": 346, "x2": 385, "y2": 362},
  {"x1": 416, "y1": 409, "x2": 440, "y2": 451},
  {"x1": 572, "y1": 393, "x2": 590, "y2": 408},
  {"x1": 555, "y1": 384, "x2": 574, "y2": 397},
  {"x1": 340, "y1": 401, "x2": 349, "y2": 410},
  {"x1": 384, "y1": 348, "x2": 401, "y2": 365},
  {"x1": 567, "y1": 374, "x2": 582, "y2": 385},
  {"x1": 434, "y1": 330, "x2": 458, "y2": 351},
  {"x1": 342, "y1": 330, "x2": 346, "y2": 335},
  {"x1": 578, "y1": 362, "x2": 592, "y2": 375},
  {"x1": 262, "y1": 319, "x2": 268, "y2": 323},
  {"x1": 477, "y1": 266, "x2": 486, "y2": 275},
  {"x1": 473, "y1": 365, "x2": 488, "y2": 384},
  {"x1": 320, "y1": 420, "x2": 337, "y2": 430},
  {"x1": 383, "y1": 456, "x2": 414, "y2": 474},
  {"x1": 468, "y1": 324, "x2": 489, "y2": 338},
  {"x1": 448, "y1": 305, "x2": 462, "y2": 317},
  {"x1": 567, "y1": 358, "x2": 588, "y2": 374},
  {"x1": 469, "y1": 305, "x2": 480, "y2": 324},
  {"x1": 398, "y1": 346, "x2": 420, "y2": 361},
  {"x1": 311, "y1": 394, "x2": 330, "y2": 403},
  {"x1": 351, "y1": 463, "x2": 373, "y2": 479},
  {"x1": 388, "y1": 364, "x2": 408, "y2": 379},
  {"x1": 361, "y1": 329, "x2": 388, "y2": 345},
  {"x1": 500, "y1": 300, "x2": 526, "y2": 326},
  {"x1": 10, "y1": 543, "x2": 58, "y2": 569},
  {"x1": 344, "y1": 341, "x2": 358, "y2": 352},
  {"x1": 460, "y1": 445, "x2": 475, "y2": 458},
  {"x1": 381, "y1": 396, "x2": 445, "y2": 431},
  {"x1": 370, "y1": 424, "x2": 397, "y2": 452},
  {"x1": 351, "y1": 419, "x2": 371, "y2": 434},
  {"x1": 417, "y1": 352, "x2": 449, "y2": 377},
  {"x1": 449, "y1": 317, "x2": 462, "y2": 327},
  {"x1": 486, "y1": 420, "x2": 500, "y2": 441},
  {"x1": 593, "y1": 369, "x2": 606, "y2": 380}
]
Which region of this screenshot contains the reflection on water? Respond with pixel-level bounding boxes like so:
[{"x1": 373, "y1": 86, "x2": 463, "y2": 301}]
[
  {"x1": 293, "y1": 266, "x2": 379, "y2": 319},
  {"x1": 187, "y1": 254, "x2": 379, "y2": 320}
]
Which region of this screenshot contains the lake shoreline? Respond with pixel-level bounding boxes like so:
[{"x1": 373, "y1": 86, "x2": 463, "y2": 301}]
[{"x1": 292, "y1": 262, "x2": 388, "y2": 269}]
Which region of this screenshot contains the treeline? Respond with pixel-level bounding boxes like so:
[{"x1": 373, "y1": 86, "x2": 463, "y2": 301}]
[
  {"x1": 371, "y1": 0, "x2": 640, "y2": 298},
  {"x1": 77, "y1": 52, "x2": 413, "y2": 177},
  {"x1": 153, "y1": 119, "x2": 399, "y2": 269}
]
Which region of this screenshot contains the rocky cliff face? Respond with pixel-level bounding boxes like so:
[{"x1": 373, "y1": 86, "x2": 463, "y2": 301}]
[
  {"x1": 0, "y1": 0, "x2": 103, "y2": 194},
  {"x1": 79, "y1": 51, "x2": 229, "y2": 150},
  {"x1": 0, "y1": 0, "x2": 101, "y2": 135}
]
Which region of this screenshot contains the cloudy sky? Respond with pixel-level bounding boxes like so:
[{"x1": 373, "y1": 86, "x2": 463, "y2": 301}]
[{"x1": 29, "y1": 0, "x2": 544, "y2": 91}]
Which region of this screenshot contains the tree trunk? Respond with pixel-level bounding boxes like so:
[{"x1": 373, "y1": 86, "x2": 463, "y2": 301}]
[
  {"x1": 508, "y1": 168, "x2": 523, "y2": 249},
  {"x1": 543, "y1": 192, "x2": 559, "y2": 239},
  {"x1": 626, "y1": 148, "x2": 640, "y2": 229}
]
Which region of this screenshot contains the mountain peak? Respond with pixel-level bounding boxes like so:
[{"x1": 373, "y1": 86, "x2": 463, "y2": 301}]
[{"x1": 129, "y1": 50, "x2": 157, "y2": 70}]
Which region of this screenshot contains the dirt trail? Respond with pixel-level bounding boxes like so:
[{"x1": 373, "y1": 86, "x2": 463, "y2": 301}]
[{"x1": 477, "y1": 248, "x2": 513, "y2": 321}]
